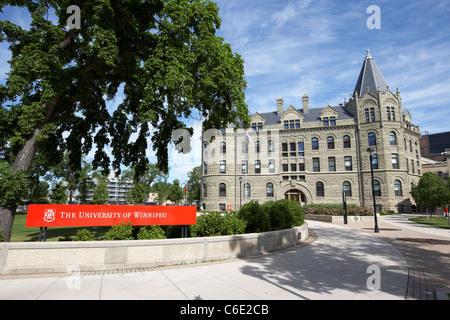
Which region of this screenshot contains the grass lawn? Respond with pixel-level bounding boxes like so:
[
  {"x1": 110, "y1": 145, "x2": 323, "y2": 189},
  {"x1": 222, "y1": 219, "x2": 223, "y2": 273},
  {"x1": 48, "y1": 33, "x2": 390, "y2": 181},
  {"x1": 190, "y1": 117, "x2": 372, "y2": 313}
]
[
  {"x1": 11, "y1": 212, "x2": 109, "y2": 242},
  {"x1": 409, "y1": 216, "x2": 450, "y2": 230}
]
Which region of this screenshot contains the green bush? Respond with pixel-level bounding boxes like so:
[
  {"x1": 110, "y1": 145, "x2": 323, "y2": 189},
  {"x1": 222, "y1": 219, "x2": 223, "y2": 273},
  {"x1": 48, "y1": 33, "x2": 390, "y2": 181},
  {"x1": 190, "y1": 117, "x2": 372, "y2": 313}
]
[
  {"x1": 73, "y1": 228, "x2": 96, "y2": 241},
  {"x1": 237, "y1": 200, "x2": 271, "y2": 233},
  {"x1": 191, "y1": 212, "x2": 247, "y2": 237},
  {"x1": 303, "y1": 205, "x2": 374, "y2": 216},
  {"x1": 237, "y1": 199, "x2": 304, "y2": 233},
  {"x1": 103, "y1": 222, "x2": 134, "y2": 240},
  {"x1": 137, "y1": 225, "x2": 167, "y2": 240},
  {"x1": 0, "y1": 229, "x2": 3, "y2": 242}
]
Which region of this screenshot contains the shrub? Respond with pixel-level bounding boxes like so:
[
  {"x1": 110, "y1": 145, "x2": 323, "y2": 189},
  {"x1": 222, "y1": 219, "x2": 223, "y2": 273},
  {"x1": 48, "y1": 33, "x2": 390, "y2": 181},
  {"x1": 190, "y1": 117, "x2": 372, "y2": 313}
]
[
  {"x1": 0, "y1": 229, "x2": 3, "y2": 242},
  {"x1": 263, "y1": 200, "x2": 304, "y2": 230},
  {"x1": 73, "y1": 228, "x2": 96, "y2": 241},
  {"x1": 191, "y1": 212, "x2": 247, "y2": 237},
  {"x1": 103, "y1": 222, "x2": 134, "y2": 240},
  {"x1": 303, "y1": 205, "x2": 374, "y2": 216},
  {"x1": 237, "y1": 200, "x2": 270, "y2": 233},
  {"x1": 137, "y1": 225, "x2": 167, "y2": 240}
]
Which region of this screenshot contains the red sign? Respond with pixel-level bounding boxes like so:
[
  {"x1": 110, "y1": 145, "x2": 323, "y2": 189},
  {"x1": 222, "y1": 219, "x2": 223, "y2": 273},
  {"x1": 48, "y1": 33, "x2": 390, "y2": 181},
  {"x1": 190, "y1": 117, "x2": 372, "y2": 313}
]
[{"x1": 26, "y1": 205, "x2": 197, "y2": 227}]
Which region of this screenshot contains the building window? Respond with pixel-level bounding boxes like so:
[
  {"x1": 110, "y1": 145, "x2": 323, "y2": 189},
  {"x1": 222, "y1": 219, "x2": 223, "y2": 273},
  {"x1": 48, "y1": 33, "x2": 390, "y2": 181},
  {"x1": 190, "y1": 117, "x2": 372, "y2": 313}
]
[
  {"x1": 242, "y1": 141, "x2": 248, "y2": 154},
  {"x1": 298, "y1": 163, "x2": 305, "y2": 171},
  {"x1": 365, "y1": 109, "x2": 370, "y2": 123},
  {"x1": 390, "y1": 132, "x2": 397, "y2": 145},
  {"x1": 370, "y1": 108, "x2": 375, "y2": 122},
  {"x1": 204, "y1": 162, "x2": 208, "y2": 174},
  {"x1": 394, "y1": 180, "x2": 403, "y2": 196},
  {"x1": 268, "y1": 140, "x2": 274, "y2": 153},
  {"x1": 269, "y1": 159, "x2": 275, "y2": 173},
  {"x1": 368, "y1": 132, "x2": 376, "y2": 146},
  {"x1": 258, "y1": 123, "x2": 263, "y2": 131},
  {"x1": 316, "y1": 182, "x2": 324, "y2": 197},
  {"x1": 220, "y1": 141, "x2": 226, "y2": 154},
  {"x1": 327, "y1": 137, "x2": 335, "y2": 149},
  {"x1": 282, "y1": 163, "x2": 288, "y2": 172},
  {"x1": 204, "y1": 143, "x2": 208, "y2": 156},
  {"x1": 220, "y1": 160, "x2": 226, "y2": 174},
  {"x1": 255, "y1": 160, "x2": 261, "y2": 174},
  {"x1": 203, "y1": 183, "x2": 207, "y2": 197},
  {"x1": 312, "y1": 137, "x2": 319, "y2": 150},
  {"x1": 373, "y1": 180, "x2": 381, "y2": 196},
  {"x1": 282, "y1": 143, "x2": 288, "y2": 157},
  {"x1": 244, "y1": 183, "x2": 251, "y2": 198},
  {"x1": 290, "y1": 142, "x2": 296, "y2": 157},
  {"x1": 343, "y1": 181, "x2": 352, "y2": 197},
  {"x1": 290, "y1": 163, "x2": 296, "y2": 172},
  {"x1": 328, "y1": 157, "x2": 336, "y2": 172},
  {"x1": 298, "y1": 142, "x2": 304, "y2": 156},
  {"x1": 343, "y1": 135, "x2": 351, "y2": 148},
  {"x1": 323, "y1": 117, "x2": 329, "y2": 126},
  {"x1": 411, "y1": 159, "x2": 415, "y2": 173},
  {"x1": 219, "y1": 183, "x2": 226, "y2": 197},
  {"x1": 387, "y1": 107, "x2": 395, "y2": 121},
  {"x1": 289, "y1": 120, "x2": 295, "y2": 129},
  {"x1": 284, "y1": 121, "x2": 289, "y2": 129},
  {"x1": 345, "y1": 156, "x2": 352, "y2": 171},
  {"x1": 409, "y1": 140, "x2": 412, "y2": 152},
  {"x1": 371, "y1": 154, "x2": 378, "y2": 169},
  {"x1": 255, "y1": 140, "x2": 260, "y2": 153},
  {"x1": 219, "y1": 204, "x2": 226, "y2": 211},
  {"x1": 391, "y1": 154, "x2": 399, "y2": 169},
  {"x1": 313, "y1": 158, "x2": 320, "y2": 172},
  {"x1": 266, "y1": 183, "x2": 274, "y2": 197},
  {"x1": 242, "y1": 161, "x2": 248, "y2": 174},
  {"x1": 295, "y1": 119, "x2": 300, "y2": 128},
  {"x1": 330, "y1": 117, "x2": 336, "y2": 126}
]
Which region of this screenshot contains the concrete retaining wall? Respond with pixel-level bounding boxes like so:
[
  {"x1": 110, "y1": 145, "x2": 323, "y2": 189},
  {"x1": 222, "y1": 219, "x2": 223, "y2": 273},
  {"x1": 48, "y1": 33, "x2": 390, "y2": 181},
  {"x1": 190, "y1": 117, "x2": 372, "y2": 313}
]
[
  {"x1": 0, "y1": 224, "x2": 308, "y2": 275},
  {"x1": 305, "y1": 214, "x2": 380, "y2": 223}
]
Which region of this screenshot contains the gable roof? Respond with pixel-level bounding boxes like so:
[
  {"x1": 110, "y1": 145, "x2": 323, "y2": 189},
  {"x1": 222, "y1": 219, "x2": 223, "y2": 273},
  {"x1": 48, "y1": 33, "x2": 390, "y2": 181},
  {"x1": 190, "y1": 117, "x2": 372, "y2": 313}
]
[{"x1": 353, "y1": 50, "x2": 389, "y2": 97}]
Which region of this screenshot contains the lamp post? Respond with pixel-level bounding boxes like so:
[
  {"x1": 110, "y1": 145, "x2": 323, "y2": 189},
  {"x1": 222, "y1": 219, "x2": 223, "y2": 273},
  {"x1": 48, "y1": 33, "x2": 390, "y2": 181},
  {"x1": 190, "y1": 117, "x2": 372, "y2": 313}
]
[
  {"x1": 367, "y1": 147, "x2": 379, "y2": 233},
  {"x1": 239, "y1": 176, "x2": 243, "y2": 209}
]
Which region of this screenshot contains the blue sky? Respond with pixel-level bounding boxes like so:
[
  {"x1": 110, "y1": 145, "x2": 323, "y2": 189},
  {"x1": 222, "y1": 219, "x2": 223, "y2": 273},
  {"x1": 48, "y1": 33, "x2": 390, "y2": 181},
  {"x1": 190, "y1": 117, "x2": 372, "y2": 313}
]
[{"x1": 1, "y1": 0, "x2": 450, "y2": 183}]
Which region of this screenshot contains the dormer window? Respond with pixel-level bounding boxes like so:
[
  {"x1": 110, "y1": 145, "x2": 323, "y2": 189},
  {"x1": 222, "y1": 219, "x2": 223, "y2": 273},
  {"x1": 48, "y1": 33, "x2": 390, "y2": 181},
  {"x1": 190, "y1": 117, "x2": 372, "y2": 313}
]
[{"x1": 251, "y1": 123, "x2": 263, "y2": 131}]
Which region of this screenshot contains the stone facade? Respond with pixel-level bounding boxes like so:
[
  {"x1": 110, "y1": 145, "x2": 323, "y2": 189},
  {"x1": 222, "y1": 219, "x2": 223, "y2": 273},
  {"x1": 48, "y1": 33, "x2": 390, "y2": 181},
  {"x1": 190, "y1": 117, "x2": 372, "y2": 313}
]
[{"x1": 200, "y1": 51, "x2": 422, "y2": 213}]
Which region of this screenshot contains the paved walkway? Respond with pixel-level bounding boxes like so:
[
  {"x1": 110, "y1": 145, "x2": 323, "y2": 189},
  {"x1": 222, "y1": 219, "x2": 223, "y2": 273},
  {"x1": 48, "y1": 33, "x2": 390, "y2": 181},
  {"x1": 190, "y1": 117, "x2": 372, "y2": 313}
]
[
  {"x1": 336, "y1": 214, "x2": 450, "y2": 300},
  {"x1": 0, "y1": 220, "x2": 410, "y2": 300}
]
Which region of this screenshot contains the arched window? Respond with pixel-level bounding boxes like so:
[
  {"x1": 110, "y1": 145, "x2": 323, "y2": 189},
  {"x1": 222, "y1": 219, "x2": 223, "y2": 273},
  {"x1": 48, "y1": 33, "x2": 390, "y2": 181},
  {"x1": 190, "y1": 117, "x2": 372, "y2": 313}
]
[
  {"x1": 327, "y1": 137, "x2": 335, "y2": 149},
  {"x1": 203, "y1": 183, "x2": 208, "y2": 197},
  {"x1": 316, "y1": 182, "x2": 324, "y2": 197},
  {"x1": 390, "y1": 132, "x2": 397, "y2": 145},
  {"x1": 343, "y1": 181, "x2": 352, "y2": 197},
  {"x1": 219, "y1": 183, "x2": 226, "y2": 197},
  {"x1": 244, "y1": 183, "x2": 251, "y2": 198},
  {"x1": 255, "y1": 140, "x2": 260, "y2": 153},
  {"x1": 266, "y1": 183, "x2": 274, "y2": 197},
  {"x1": 220, "y1": 141, "x2": 226, "y2": 154},
  {"x1": 394, "y1": 180, "x2": 403, "y2": 196},
  {"x1": 312, "y1": 137, "x2": 319, "y2": 150},
  {"x1": 343, "y1": 135, "x2": 351, "y2": 148},
  {"x1": 373, "y1": 180, "x2": 381, "y2": 196},
  {"x1": 204, "y1": 143, "x2": 208, "y2": 156},
  {"x1": 368, "y1": 132, "x2": 376, "y2": 146}
]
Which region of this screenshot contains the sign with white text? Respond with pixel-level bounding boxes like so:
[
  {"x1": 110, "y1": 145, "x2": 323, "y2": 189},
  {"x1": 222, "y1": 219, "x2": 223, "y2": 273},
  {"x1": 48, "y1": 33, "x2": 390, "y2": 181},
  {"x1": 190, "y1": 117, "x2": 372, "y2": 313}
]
[{"x1": 26, "y1": 204, "x2": 197, "y2": 227}]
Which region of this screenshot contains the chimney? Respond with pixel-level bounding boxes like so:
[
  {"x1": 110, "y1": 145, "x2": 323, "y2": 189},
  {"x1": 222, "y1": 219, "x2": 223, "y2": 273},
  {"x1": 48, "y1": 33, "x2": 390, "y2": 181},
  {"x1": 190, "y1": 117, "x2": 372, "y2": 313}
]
[
  {"x1": 302, "y1": 94, "x2": 309, "y2": 113},
  {"x1": 277, "y1": 98, "x2": 283, "y2": 115}
]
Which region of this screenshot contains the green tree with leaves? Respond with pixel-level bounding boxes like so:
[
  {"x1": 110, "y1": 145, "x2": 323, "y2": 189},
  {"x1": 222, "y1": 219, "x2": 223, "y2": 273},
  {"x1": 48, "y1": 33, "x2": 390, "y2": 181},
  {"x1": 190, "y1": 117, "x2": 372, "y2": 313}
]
[
  {"x1": 91, "y1": 173, "x2": 109, "y2": 205},
  {"x1": 0, "y1": 0, "x2": 248, "y2": 241},
  {"x1": 411, "y1": 172, "x2": 449, "y2": 220},
  {"x1": 187, "y1": 165, "x2": 201, "y2": 204},
  {"x1": 168, "y1": 179, "x2": 184, "y2": 204},
  {"x1": 50, "y1": 182, "x2": 68, "y2": 204}
]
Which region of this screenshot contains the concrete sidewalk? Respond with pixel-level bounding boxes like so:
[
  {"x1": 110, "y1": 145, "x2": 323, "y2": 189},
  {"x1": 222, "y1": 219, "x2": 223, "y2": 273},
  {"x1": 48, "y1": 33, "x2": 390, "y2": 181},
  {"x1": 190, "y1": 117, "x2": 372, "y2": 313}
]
[
  {"x1": 338, "y1": 214, "x2": 450, "y2": 300},
  {"x1": 0, "y1": 221, "x2": 408, "y2": 300}
]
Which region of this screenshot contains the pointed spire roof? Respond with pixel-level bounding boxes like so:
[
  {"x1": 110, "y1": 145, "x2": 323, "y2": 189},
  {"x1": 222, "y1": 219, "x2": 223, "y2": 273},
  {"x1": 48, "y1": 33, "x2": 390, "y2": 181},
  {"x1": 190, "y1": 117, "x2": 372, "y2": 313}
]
[{"x1": 353, "y1": 50, "x2": 389, "y2": 97}]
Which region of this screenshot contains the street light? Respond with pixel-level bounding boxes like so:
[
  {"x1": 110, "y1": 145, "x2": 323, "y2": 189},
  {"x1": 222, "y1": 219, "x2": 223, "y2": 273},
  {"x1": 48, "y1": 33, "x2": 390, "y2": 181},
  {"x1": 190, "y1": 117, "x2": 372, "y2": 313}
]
[
  {"x1": 239, "y1": 176, "x2": 243, "y2": 209},
  {"x1": 367, "y1": 147, "x2": 380, "y2": 233}
]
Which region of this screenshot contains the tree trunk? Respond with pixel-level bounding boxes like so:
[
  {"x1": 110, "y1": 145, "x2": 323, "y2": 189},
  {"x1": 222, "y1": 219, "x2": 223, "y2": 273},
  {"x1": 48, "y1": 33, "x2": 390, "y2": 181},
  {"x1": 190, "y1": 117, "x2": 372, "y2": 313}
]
[{"x1": 0, "y1": 127, "x2": 41, "y2": 242}]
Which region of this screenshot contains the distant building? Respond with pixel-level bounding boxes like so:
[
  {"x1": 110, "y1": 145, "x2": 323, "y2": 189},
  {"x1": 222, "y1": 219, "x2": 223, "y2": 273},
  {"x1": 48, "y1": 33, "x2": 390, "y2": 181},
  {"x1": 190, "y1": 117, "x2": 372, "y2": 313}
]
[
  {"x1": 200, "y1": 50, "x2": 422, "y2": 213},
  {"x1": 420, "y1": 131, "x2": 450, "y2": 162}
]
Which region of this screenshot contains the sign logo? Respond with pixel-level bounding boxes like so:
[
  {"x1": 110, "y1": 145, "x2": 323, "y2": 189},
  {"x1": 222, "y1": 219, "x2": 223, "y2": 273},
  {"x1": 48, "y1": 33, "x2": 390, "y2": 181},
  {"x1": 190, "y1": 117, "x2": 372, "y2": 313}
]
[{"x1": 43, "y1": 209, "x2": 56, "y2": 223}]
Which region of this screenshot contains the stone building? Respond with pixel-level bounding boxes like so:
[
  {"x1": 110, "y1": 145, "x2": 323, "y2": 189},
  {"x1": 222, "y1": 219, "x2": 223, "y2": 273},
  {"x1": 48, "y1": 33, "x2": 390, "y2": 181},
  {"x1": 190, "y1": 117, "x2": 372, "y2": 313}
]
[{"x1": 200, "y1": 51, "x2": 422, "y2": 213}]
